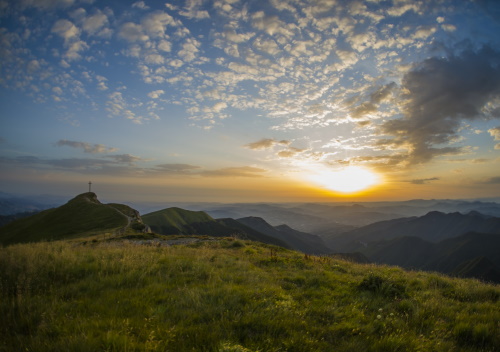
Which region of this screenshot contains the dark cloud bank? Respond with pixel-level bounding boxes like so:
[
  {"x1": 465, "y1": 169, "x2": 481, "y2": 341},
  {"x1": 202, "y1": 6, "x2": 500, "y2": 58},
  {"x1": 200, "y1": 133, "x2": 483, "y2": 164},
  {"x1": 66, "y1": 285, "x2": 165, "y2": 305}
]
[{"x1": 378, "y1": 45, "x2": 500, "y2": 166}]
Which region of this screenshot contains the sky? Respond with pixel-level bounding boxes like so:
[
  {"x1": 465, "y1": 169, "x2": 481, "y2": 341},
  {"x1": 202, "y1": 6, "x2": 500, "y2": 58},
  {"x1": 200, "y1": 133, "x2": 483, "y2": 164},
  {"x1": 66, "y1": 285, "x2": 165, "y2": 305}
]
[{"x1": 1, "y1": 0, "x2": 500, "y2": 203}]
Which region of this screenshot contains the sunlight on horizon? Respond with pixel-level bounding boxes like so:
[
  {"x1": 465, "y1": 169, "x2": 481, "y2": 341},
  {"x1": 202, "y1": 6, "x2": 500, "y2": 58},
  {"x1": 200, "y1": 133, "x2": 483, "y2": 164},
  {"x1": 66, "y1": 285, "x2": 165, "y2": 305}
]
[{"x1": 308, "y1": 166, "x2": 380, "y2": 194}]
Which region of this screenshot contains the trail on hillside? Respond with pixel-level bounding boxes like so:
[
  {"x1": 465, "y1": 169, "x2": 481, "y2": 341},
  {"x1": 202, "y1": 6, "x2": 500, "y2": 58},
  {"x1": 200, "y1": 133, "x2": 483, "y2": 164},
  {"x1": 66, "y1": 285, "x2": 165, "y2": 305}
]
[{"x1": 110, "y1": 207, "x2": 133, "y2": 236}]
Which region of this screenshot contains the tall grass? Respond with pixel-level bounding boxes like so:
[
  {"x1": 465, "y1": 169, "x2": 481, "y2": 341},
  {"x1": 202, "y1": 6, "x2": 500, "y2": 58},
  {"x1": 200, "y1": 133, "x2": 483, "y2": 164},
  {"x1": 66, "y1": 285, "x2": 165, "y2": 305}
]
[{"x1": 1, "y1": 239, "x2": 499, "y2": 351}]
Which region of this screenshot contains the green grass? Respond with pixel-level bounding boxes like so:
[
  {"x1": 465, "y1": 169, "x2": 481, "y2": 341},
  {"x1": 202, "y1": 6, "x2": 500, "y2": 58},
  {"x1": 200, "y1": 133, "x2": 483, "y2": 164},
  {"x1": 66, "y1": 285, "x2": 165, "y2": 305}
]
[{"x1": 1, "y1": 239, "x2": 499, "y2": 351}]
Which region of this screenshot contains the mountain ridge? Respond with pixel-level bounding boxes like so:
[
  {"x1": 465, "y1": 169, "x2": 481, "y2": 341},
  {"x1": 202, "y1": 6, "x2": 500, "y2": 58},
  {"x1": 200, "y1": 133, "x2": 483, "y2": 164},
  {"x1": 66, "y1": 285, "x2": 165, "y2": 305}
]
[{"x1": 324, "y1": 210, "x2": 500, "y2": 252}]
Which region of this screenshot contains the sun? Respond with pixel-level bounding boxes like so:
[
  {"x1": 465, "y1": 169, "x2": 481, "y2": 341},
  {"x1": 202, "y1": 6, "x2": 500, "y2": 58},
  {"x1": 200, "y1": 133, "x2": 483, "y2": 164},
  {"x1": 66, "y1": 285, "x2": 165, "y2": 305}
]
[{"x1": 309, "y1": 166, "x2": 380, "y2": 194}]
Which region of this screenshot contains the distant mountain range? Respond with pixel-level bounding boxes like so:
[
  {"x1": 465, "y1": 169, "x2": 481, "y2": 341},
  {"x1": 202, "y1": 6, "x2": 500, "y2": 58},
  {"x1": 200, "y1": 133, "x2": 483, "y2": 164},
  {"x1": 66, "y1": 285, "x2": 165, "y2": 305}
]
[
  {"x1": 2, "y1": 192, "x2": 500, "y2": 282},
  {"x1": 319, "y1": 211, "x2": 500, "y2": 283},
  {"x1": 323, "y1": 211, "x2": 500, "y2": 252},
  {"x1": 158, "y1": 199, "x2": 500, "y2": 234}
]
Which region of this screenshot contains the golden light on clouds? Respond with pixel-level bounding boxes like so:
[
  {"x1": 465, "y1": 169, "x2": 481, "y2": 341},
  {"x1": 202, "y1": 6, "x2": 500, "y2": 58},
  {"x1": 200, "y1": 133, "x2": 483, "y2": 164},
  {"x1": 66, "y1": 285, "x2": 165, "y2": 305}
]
[{"x1": 308, "y1": 166, "x2": 380, "y2": 194}]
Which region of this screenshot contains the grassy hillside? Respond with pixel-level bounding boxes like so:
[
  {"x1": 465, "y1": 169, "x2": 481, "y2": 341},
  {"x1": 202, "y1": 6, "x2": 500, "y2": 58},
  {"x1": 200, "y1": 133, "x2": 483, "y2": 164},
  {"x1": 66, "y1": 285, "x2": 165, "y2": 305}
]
[
  {"x1": 142, "y1": 207, "x2": 220, "y2": 235},
  {"x1": 0, "y1": 193, "x2": 128, "y2": 245},
  {"x1": 1, "y1": 239, "x2": 499, "y2": 351}
]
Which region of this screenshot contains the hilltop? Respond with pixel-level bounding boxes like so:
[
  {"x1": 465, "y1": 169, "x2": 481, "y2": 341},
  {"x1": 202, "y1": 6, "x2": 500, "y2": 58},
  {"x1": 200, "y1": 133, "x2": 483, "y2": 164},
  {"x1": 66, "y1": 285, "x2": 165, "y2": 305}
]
[{"x1": 0, "y1": 192, "x2": 147, "y2": 245}]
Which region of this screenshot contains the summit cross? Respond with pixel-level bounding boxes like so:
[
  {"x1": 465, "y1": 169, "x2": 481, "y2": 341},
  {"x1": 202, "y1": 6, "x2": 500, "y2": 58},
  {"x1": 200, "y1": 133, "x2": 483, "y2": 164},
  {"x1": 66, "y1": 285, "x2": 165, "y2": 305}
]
[{"x1": 88, "y1": 181, "x2": 92, "y2": 193}]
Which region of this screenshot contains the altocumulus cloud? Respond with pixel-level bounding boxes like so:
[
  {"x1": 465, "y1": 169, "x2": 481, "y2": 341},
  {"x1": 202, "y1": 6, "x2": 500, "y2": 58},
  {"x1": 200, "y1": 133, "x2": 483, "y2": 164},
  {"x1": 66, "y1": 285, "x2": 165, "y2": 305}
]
[
  {"x1": 379, "y1": 46, "x2": 500, "y2": 165},
  {"x1": 488, "y1": 127, "x2": 500, "y2": 149}
]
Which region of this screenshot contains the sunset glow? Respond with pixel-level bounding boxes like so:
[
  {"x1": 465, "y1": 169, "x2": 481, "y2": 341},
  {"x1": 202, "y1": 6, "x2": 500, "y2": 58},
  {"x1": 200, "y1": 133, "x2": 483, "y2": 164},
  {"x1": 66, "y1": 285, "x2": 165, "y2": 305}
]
[{"x1": 309, "y1": 167, "x2": 380, "y2": 194}]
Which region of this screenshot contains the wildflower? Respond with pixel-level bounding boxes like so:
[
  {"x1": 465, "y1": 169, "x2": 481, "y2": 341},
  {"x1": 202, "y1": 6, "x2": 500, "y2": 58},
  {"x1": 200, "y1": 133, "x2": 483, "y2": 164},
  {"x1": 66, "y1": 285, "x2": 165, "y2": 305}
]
[{"x1": 377, "y1": 315, "x2": 382, "y2": 319}]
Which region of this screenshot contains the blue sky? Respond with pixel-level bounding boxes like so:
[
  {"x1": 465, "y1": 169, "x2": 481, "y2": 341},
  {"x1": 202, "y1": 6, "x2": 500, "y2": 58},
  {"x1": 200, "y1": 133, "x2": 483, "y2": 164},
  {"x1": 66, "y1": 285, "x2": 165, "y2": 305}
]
[{"x1": 1, "y1": 0, "x2": 500, "y2": 203}]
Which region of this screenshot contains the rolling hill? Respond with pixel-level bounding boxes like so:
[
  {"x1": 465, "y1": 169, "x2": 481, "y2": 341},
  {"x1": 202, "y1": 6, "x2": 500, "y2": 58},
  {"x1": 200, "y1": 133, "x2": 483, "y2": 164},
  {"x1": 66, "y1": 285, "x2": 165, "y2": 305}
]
[
  {"x1": 142, "y1": 208, "x2": 289, "y2": 248},
  {"x1": 142, "y1": 207, "x2": 225, "y2": 235},
  {"x1": 0, "y1": 192, "x2": 143, "y2": 245}
]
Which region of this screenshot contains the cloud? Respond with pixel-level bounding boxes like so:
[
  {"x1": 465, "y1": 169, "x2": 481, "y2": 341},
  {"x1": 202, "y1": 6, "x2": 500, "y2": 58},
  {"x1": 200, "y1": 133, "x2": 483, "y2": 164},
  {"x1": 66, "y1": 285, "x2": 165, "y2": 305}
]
[
  {"x1": 105, "y1": 154, "x2": 147, "y2": 164},
  {"x1": 483, "y1": 176, "x2": 500, "y2": 184},
  {"x1": 119, "y1": 22, "x2": 148, "y2": 42},
  {"x1": 277, "y1": 147, "x2": 306, "y2": 158},
  {"x1": 251, "y1": 11, "x2": 291, "y2": 37},
  {"x1": 56, "y1": 140, "x2": 118, "y2": 154},
  {"x1": 200, "y1": 166, "x2": 267, "y2": 178},
  {"x1": 349, "y1": 82, "x2": 396, "y2": 119},
  {"x1": 51, "y1": 19, "x2": 79, "y2": 42},
  {"x1": 51, "y1": 18, "x2": 90, "y2": 61},
  {"x1": 158, "y1": 40, "x2": 172, "y2": 52},
  {"x1": 179, "y1": 0, "x2": 210, "y2": 19},
  {"x1": 441, "y1": 24, "x2": 456, "y2": 32},
  {"x1": 106, "y1": 91, "x2": 145, "y2": 124},
  {"x1": 253, "y1": 37, "x2": 281, "y2": 56},
  {"x1": 410, "y1": 177, "x2": 440, "y2": 185},
  {"x1": 64, "y1": 39, "x2": 88, "y2": 61},
  {"x1": 2, "y1": 155, "x2": 118, "y2": 171},
  {"x1": 488, "y1": 126, "x2": 500, "y2": 149},
  {"x1": 142, "y1": 11, "x2": 178, "y2": 38},
  {"x1": 379, "y1": 46, "x2": 500, "y2": 165},
  {"x1": 386, "y1": 2, "x2": 421, "y2": 17},
  {"x1": 47, "y1": 158, "x2": 115, "y2": 170},
  {"x1": 132, "y1": 1, "x2": 149, "y2": 10},
  {"x1": 82, "y1": 11, "x2": 109, "y2": 35},
  {"x1": 178, "y1": 38, "x2": 201, "y2": 62},
  {"x1": 244, "y1": 138, "x2": 291, "y2": 150},
  {"x1": 211, "y1": 102, "x2": 227, "y2": 112},
  {"x1": 148, "y1": 90, "x2": 165, "y2": 99},
  {"x1": 155, "y1": 163, "x2": 201, "y2": 173}
]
